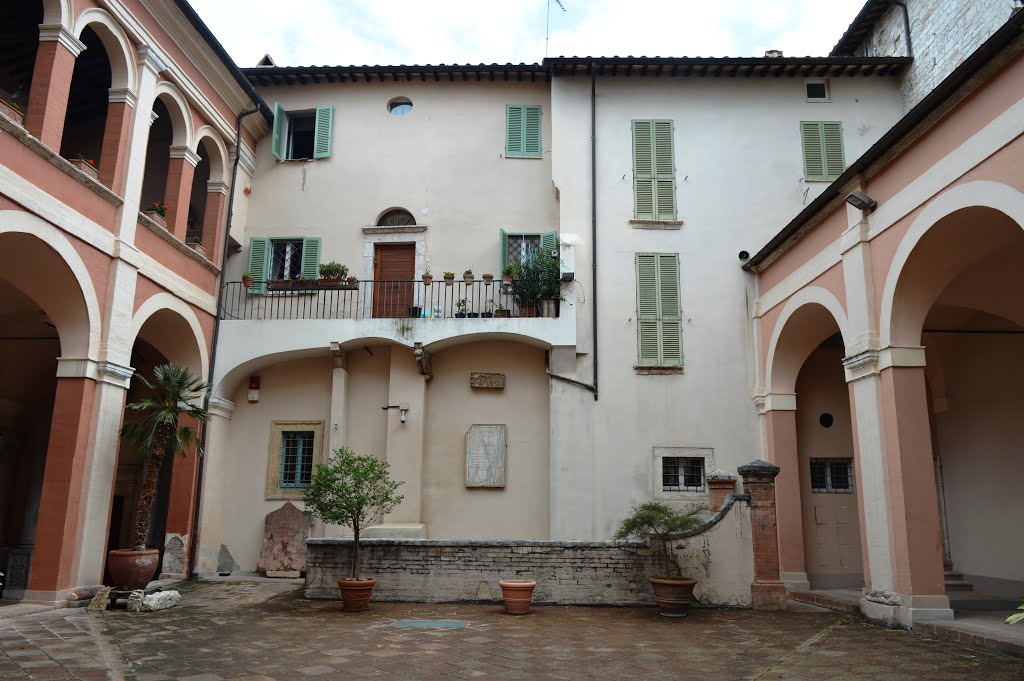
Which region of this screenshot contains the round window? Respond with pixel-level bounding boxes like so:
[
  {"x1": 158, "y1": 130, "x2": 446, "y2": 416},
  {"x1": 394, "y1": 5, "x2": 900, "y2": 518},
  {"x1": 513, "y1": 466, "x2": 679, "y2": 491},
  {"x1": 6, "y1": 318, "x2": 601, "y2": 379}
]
[
  {"x1": 388, "y1": 97, "x2": 412, "y2": 116},
  {"x1": 819, "y1": 413, "x2": 834, "y2": 428}
]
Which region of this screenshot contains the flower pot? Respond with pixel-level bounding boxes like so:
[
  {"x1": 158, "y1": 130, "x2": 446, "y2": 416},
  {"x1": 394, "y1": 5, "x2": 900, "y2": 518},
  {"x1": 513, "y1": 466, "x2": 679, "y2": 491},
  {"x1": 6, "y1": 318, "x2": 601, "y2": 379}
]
[
  {"x1": 107, "y1": 549, "x2": 160, "y2": 590},
  {"x1": 455, "y1": 313, "x2": 468, "y2": 318},
  {"x1": 337, "y1": 577, "x2": 376, "y2": 612},
  {"x1": 409, "y1": 306, "x2": 422, "y2": 318},
  {"x1": 494, "y1": 310, "x2": 510, "y2": 318},
  {"x1": 347, "y1": 276, "x2": 359, "y2": 285},
  {"x1": 242, "y1": 275, "x2": 254, "y2": 288},
  {"x1": 463, "y1": 275, "x2": 474, "y2": 285},
  {"x1": 467, "y1": 312, "x2": 481, "y2": 318},
  {"x1": 1, "y1": 100, "x2": 25, "y2": 126},
  {"x1": 518, "y1": 303, "x2": 540, "y2": 318},
  {"x1": 499, "y1": 579, "x2": 537, "y2": 614},
  {"x1": 320, "y1": 277, "x2": 343, "y2": 289},
  {"x1": 269, "y1": 279, "x2": 291, "y2": 291},
  {"x1": 444, "y1": 276, "x2": 455, "y2": 286},
  {"x1": 482, "y1": 274, "x2": 494, "y2": 284},
  {"x1": 145, "y1": 211, "x2": 167, "y2": 229},
  {"x1": 502, "y1": 274, "x2": 514, "y2": 285},
  {"x1": 71, "y1": 158, "x2": 99, "y2": 180},
  {"x1": 481, "y1": 312, "x2": 494, "y2": 318},
  {"x1": 649, "y1": 577, "x2": 698, "y2": 618},
  {"x1": 421, "y1": 275, "x2": 433, "y2": 286}
]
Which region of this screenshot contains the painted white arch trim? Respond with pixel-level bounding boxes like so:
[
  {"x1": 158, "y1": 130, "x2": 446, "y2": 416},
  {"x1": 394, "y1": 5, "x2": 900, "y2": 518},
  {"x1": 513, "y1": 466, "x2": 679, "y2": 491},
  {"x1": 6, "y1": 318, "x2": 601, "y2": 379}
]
[
  {"x1": 0, "y1": 210, "x2": 100, "y2": 358},
  {"x1": 764, "y1": 285, "x2": 850, "y2": 395},
  {"x1": 73, "y1": 8, "x2": 138, "y2": 92},
  {"x1": 130, "y1": 293, "x2": 210, "y2": 379},
  {"x1": 879, "y1": 181, "x2": 1024, "y2": 347},
  {"x1": 192, "y1": 126, "x2": 231, "y2": 184},
  {"x1": 152, "y1": 81, "x2": 194, "y2": 148},
  {"x1": 43, "y1": 0, "x2": 73, "y2": 29}
]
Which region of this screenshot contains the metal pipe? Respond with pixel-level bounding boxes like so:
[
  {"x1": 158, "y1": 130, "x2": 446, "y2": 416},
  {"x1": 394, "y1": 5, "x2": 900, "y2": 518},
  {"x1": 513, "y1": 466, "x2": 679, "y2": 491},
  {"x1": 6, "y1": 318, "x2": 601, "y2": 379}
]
[{"x1": 892, "y1": 1, "x2": 913, "y2": 58}]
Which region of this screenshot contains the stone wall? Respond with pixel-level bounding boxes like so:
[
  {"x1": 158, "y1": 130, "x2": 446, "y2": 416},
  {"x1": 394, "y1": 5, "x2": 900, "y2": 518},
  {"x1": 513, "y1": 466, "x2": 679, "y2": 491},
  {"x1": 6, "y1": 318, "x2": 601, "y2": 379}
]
[{"x1": 853, "y1": 0, "x2": 1013, "y2": 109}]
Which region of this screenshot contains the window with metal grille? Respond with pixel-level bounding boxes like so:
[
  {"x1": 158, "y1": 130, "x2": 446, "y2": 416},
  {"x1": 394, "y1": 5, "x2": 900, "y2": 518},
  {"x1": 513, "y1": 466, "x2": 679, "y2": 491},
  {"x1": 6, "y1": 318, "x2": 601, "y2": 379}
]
[
  {"x1": 662, "y1": 456, "x2": 705, "y2": 492},
  {"x1": 270, "y1": 239, "x2": 304, "y2": 279},
  {"x1": 279, "y1": 430, "x2": 314, "y2": 488},
  {"x1": 505, "y1": 234, "x2": 541, "y2": 268},
  {"x1": 810, "y1": 457, "x2": 854, "y2": 493}
]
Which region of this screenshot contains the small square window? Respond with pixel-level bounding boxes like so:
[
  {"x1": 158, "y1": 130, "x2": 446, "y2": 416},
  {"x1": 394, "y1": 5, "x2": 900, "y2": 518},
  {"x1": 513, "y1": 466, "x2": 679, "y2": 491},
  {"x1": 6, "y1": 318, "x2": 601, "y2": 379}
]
[
  {"x1": 505, "y1": 234, "x2": 541, "y2": 268},
  {"x1": 287, "y1": 112, "x2": 316, "y2": 159},
  {"x1": 279, "y1": 430, "x2": 314, "y2": 488},
  {"x1": 266, "y1": 421, "x2": 324, "y2": 500},
  {"x1": 805, "y1": 80, "x2": 831, "y2": 103},
  {"x1": 810, "y1": 457, "x2": 854, "y2": 494},
  {"x1": 662, "y1": 456, "x2": 705, "y2": 492}
]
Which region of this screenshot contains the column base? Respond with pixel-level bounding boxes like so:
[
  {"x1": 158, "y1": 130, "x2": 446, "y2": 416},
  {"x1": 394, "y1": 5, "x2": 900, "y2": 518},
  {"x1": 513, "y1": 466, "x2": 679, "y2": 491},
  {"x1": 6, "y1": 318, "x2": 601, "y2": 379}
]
[
  {"x1": 860, "y1": 593, "x2": 953, "y2": 628},
  {"x1": 751, "y1": 580, "x2": 788, "y2": 611},
  {"x1": 780, "y1": 571, "x2": 811, "y2": 592},
  {"x1": 18, "y1": 589, "x2": 69, "y2": 607},
  {"x1": 361, "y1": 523, "x2": 427, "y2": 539}
]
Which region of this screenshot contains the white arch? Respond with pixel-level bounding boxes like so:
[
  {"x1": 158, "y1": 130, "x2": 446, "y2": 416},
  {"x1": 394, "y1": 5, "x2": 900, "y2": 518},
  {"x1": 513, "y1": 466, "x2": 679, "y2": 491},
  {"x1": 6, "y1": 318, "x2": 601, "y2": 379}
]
[
  {"x1": 0, "y1": 210, "x2": 101, "y2": 358},
  {"x1": 72, "y1": 8, "x2": 138, "y2": 92},
  {"x1": 152, "y1": 81, "x2": 194, "y2": 148},
  {"x1": 42, "y1": 0, "x2": 73, "y2": 30},
  {"x1": 765, "y1": 285, "x2": 850, "y2": 395},
  {"x1": 879, "y1": 180, "x2": 1024, "y2": 347},
  {"x1": 193, "y1": 126, "x2": 231, "y2": 184},
  {"x1": 130, "y1": 293, "x2": 210, "y2": 380}
]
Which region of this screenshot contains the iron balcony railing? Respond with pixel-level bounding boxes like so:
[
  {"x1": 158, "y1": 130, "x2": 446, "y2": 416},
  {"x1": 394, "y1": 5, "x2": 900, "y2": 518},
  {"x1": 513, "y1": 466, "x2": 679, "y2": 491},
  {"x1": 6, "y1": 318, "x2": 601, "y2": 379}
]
[{"x1": 219, "y1": 279, "x2": 559, "y2": 321}]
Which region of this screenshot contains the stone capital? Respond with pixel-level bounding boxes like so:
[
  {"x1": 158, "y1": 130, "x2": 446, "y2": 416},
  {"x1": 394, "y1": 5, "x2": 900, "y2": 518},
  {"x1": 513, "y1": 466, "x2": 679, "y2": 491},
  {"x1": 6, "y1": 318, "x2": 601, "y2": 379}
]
[
  {"x1": 754, "y1": 392, "x2": 796, "y2": 414},
  {"x1": 108, "y1": 87, "x2": 138, "y2": 107},
  {"x1": 138, "y1": 45, "x2": 169, "y2": 74},
  {"x1": 97, "y1": 361, "x2": 135, "y2": 388},
  {"x1": 208, "y1": 396, "x2": 236, "y2": 419},
  {"x1": 206, "y1": 181, "x2": 229, "y2": 195},
  {"x1": 169, "y1": 145, "x2": 202, "y2": 167},
  {"x1": 37, "y1": 24, "x2": 87, "y2": 57},
  {"x1": 738, "y1": 459, "x2": 781, "y2": 482}
]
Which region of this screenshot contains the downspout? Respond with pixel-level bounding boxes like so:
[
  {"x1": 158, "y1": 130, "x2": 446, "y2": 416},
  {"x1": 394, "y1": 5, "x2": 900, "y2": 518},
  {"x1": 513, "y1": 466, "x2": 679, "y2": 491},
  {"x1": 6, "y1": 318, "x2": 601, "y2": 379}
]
[
  {"x1": 545, "y1": 61, "x2": 599, "y2": 400},
  {"x1": 187, "y1": 102, "x2": 261, "y2": 577},
  {"x1": 892, "y1": 1, "x2": 913, "y2": 58}
]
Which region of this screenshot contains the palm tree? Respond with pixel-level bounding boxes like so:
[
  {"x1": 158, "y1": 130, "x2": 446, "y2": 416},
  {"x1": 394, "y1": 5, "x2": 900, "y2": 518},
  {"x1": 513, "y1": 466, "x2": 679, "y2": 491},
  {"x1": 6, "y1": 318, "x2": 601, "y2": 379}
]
[{"x1": 120, "y1": 363, "x2": 209, "y2": 551}]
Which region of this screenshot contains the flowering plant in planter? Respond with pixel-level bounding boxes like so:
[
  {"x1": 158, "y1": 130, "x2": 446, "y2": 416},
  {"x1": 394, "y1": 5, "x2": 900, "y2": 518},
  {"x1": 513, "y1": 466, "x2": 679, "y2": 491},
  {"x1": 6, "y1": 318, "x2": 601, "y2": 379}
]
[
  {"x1": 3, "y1": 100, "x2": 22, "y2": 113},
  {"x1": 145, "y1": 201, "x2": 167, "y2": 218},
  {"x1": 75, "y1": 154, "x2": 96, "y2": 166},
  {"x1": 319, "y1": 262, "x2": 349, "y2": 280}
]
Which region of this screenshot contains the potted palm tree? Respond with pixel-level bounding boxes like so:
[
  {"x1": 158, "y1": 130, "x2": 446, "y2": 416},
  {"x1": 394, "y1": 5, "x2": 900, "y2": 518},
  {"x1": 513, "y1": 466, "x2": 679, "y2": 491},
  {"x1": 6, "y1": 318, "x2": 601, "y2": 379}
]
[
  {"x1": 109, "y1": 364, "x2": 209, "y2": 590},
  {"x1": 303, "y1": 447, "x2": 404, "y2": 612},
  {"x1": 615, "y1": 501, "x2": 706, "y2": 617}
]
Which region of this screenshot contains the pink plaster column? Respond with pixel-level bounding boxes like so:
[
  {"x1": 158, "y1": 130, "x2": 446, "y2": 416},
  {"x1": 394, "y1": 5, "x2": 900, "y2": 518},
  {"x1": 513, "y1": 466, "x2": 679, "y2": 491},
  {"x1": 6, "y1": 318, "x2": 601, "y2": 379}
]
[
  {"x1": 763, "y1": 405, "x2": 806, "y2": 587},
  {"x1": 164, "y1": 146, "x2": 200, "y2": 240},
  {"x1": 201, "y1": 182, "x2": 229, "y2": 262},
  {"x1": 25, "y1": 26, "x2": 85, "y2": 149},
  {"x1": 739, "y1": 459, "x2": 787, "y2": 611},
  {"x1": 98, "y1": 90, "x2": 135, "y2": 191},
  {"x1": 878, "y1": 366, "x2": 947, "y2": 599}
]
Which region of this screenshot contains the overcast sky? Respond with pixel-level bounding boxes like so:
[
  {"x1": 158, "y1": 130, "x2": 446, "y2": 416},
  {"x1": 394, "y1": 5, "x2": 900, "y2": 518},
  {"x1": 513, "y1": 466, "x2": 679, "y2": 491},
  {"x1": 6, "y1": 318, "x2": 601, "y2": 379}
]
[{"x1": 188, "y1": 0, "x2": 869, "y2": 68}]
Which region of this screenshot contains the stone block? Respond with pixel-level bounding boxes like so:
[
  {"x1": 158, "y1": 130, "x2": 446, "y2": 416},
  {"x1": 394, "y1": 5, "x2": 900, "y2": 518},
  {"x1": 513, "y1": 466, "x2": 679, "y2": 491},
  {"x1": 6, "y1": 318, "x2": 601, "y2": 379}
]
[
  {"x1": 142, "y1": 591, "x2": 181, "y2": 611},
  {"x1": 126, "y1": 590, "x2": 145, "y2": 613},
  {"x1": 87, "y1": 586, "x2": 113, "y2": 611},
  {"x1": 258, "y1": 502, "x2": 311, "y2": 575},
  {"x1": 465, "y1": 424, "x2": 506, "y2": 487}
]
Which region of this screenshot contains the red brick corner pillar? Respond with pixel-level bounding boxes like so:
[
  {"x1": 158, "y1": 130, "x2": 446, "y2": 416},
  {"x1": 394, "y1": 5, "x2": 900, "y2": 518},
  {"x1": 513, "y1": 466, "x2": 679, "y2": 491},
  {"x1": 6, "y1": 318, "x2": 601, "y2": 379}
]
[
  {"x1": 706, "y1": 469, "x2": 738, "y2": 510},
  {"x1": 26, "y1": 25, "x2": 86, "y2": 150},
  {"x1": 201, "y1": 181, "x2": 229, "y2": 262},
  {"x1": 161, "y1": 419, "x2": 201, "y2": 579},
  {"x1": 164, "y1": 145, "x2": 201, "y2": 240},
  {"x1": 739, "y1": 459, "x2": 788, "y2": 611},
  {"x1": 26, "y1": 375, "x2": 96, "y2": 601},
  {"x1": 98, "y1": 88, "x2": 136, "y2": 191}
]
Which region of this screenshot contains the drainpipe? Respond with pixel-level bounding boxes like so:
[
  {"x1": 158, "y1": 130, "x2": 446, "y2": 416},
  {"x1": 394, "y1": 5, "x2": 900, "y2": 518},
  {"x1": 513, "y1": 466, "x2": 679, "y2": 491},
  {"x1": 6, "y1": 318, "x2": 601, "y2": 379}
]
[
  {"x1": 892, "y1": 1, "x2": 913, "y2": 58},
  {"x1": 545, "y1": 62, "x2": 599, "y2": 400},
  {"x1": 186, "y1": 102, "x2": 261, "y2": 577}
]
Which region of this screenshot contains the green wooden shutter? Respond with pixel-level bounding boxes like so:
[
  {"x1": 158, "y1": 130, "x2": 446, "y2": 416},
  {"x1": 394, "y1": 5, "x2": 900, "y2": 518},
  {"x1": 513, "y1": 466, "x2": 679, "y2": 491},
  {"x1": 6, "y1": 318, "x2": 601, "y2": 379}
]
[
  {"x1": 635, "y1": 252, "x2": 682, "y2": 366},
  {"x1": 633, "y1": 120, "x2": 676, "y2": 220},
  {"x1": 652, "y1": 121, "x2": 676, "y2": 220},
  {"x1": 272, "y1": 103, "x2": 285, "y2": 161},
  {"x1": 540, "y1": 230, "x2": 557, "y2": 257},
  {"x1": 499, "y1": 228, "x2": 509, "y2": 273},
  {"x1": 247, "y1": 237, "x2": 270, "y2": 294},
  {"x1": 506, "y1": 105, "x2": 524, "y2": 157},
  {"x1": 313, "y1": 105, "x2": 333, "y2": 159},
  {"x1": 300, "y1": 237, "x2": 321, "y2": 279},
  {"x1": 632, "y1": 121, "x2": 655, "y2": 219},
  {"x1": 523, "y1": 105, "x2": 542, "y2": 158},
  {"x1": 822, "y1": 121, "x2": 845, "y2": 179}
]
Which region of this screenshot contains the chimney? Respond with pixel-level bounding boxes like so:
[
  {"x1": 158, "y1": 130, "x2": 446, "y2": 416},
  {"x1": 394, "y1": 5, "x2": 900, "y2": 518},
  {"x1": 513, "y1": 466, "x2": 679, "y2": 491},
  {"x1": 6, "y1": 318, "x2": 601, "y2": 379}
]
[{"x1": 764, "y1": 49, "x2": 784, "y2": 58}]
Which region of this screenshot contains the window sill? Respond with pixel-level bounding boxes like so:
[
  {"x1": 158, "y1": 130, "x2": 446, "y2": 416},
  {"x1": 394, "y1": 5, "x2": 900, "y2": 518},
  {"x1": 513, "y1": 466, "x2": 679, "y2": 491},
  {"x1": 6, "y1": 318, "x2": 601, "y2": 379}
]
[
  {"x1": 363, "y1": 225, "x2": 428, "y2": 235},
  {"x1": 803, "y1": 178, "x2": 838, "y2": 183},
  {"x1": 630, "y1": 219, "x2": 683, "y2": 229},
  {"x1": 503, "y1": 154, "x2": 544, "y2": 160},
  {"x1": 634, "y1": 365, "x2": 684, "y2": 375}
]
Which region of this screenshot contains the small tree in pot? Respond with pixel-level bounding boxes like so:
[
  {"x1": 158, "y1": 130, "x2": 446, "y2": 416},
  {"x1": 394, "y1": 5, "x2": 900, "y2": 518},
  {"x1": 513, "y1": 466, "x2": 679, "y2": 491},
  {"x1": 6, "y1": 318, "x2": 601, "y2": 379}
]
[
  {"x1": 616, "y1": 501, "x2": 706, "y2": 617},
  {"x1": 303, "y1": 447, "x2": 404, "y2": 611},
  {"x1": 110, "y1": 364, "x2": 209, "y2": 590}
]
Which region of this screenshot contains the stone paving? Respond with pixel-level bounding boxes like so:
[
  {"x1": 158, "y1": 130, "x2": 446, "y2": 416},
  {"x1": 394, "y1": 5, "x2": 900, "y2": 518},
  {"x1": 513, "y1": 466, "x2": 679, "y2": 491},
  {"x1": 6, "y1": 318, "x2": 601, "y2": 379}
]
[{"x1": 1, "y1": 580, "x2": 1021, "y2": 680}]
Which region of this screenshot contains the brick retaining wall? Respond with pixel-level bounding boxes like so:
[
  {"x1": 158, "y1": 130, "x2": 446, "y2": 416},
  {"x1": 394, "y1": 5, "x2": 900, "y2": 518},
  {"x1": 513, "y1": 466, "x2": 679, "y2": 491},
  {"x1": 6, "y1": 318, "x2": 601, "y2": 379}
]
[{"x1": 305, "y1": 538, "x2": 670, "y2": 605}]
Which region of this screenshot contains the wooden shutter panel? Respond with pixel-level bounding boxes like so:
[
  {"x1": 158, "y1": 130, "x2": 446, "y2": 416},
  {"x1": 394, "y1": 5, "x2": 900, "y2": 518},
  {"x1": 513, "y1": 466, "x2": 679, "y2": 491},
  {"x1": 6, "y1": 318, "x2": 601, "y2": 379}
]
[
  {"x1": 801, "y1": 121, "x2": 825, "y2": 180},
  {"x1": 499, "y1": 228, "x2": 509, "y2": 272},
  {"x1": 313, "y1": 105, "x2": 333, "y2": 159},
  {"x1": 657, "y1": 253, "x2": 682, "y2": 365},
  {"x1": 636, "y1": 254, "x2": 660, "y2": 365},
  {"x1": 633, "y1": 120, "x2": 655, "y2": 220},
  {"x1": 506, "y1": 105, "x2": 524, "y2": 157},
  {"x1": 272, "y1": 103, "x2": 286, "y2": 161},
  {"x1": 247, "y1": 237, "x2": 270, "y2": 294},
  {"x1": 540, "y1": 230, "x2": 557, "y2": 257},
  {"x1": 822, "y1": 122, "x2": 845, "y2": 179},
  {"x1": 636, "y1": 253, "x2": 683, "y2": 366},
  {"x1": 523, "y1": 105, "x2": 542, "y2": 157},
  {"x1": 300, "y1": 237, "x2": 321, "y2": 279},
  {"x1": 652, "y1": 121, "x2": 676, "y2": 220}
]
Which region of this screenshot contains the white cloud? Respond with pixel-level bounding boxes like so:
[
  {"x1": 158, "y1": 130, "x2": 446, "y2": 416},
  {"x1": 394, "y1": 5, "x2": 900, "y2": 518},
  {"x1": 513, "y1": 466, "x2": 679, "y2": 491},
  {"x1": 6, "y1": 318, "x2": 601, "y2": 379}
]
[{"x1": 189, "y1": 0, "x2": 870, "y2": 67}]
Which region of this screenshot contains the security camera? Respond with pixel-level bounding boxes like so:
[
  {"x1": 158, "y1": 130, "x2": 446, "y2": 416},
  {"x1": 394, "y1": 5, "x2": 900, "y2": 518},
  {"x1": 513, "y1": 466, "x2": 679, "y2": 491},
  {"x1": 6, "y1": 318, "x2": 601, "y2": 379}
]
[{"x1": 738, "y1": 251, "x2": 750, "y2": 261}]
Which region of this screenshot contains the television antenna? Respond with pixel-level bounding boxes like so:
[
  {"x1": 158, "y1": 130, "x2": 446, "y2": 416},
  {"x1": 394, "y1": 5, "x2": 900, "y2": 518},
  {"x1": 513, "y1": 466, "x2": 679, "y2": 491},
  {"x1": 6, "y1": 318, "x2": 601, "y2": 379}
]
[{"x1": 546, "y1": 0, "x2": 566, "y2": 58}]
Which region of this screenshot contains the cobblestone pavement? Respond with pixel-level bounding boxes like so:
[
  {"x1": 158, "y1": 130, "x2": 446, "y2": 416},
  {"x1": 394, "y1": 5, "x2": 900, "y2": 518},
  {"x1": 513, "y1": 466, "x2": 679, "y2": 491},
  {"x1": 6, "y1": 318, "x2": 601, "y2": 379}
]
[{"x1": 1, "y1": 580, "x2": 1021, "y2": 680}]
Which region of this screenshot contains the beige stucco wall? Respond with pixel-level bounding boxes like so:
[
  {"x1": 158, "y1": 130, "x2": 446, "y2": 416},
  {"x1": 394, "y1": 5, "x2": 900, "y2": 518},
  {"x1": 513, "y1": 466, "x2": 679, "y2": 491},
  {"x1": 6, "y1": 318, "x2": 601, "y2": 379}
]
[{"x1": 422, "y1": 341, "x2": 550, "y2": 539}]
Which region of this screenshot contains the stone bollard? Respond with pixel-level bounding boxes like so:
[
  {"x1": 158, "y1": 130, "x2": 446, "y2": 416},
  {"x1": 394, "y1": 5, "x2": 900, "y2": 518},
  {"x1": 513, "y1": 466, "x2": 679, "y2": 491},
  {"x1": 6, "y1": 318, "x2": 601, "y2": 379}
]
[
  {"x1": 705, "y1": 469, "x2": 738, "y2": 511},
  {"x1": 738, "y1": 459, "x2": 787, "y2": 611}
]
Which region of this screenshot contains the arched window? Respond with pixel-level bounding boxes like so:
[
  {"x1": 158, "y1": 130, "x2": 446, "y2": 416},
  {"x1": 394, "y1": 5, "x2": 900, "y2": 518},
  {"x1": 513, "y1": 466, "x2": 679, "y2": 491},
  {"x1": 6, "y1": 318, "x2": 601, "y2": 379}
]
[{"x1": 377, "y1": 209, "x2": 416, "y2": 227}]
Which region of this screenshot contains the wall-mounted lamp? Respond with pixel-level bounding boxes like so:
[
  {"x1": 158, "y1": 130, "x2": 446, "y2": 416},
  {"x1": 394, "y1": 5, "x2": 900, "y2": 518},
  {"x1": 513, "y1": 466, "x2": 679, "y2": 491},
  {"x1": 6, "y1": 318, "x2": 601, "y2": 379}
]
[
  {"x1": 382, "y1": 402, "x2": 411, "y2": 424},
  {"x1": 845, "y1": 190, "x2": 877, "y2": 212},
  {"x1": 247, "y1": 376, "x2": 261, "y2": 403}
]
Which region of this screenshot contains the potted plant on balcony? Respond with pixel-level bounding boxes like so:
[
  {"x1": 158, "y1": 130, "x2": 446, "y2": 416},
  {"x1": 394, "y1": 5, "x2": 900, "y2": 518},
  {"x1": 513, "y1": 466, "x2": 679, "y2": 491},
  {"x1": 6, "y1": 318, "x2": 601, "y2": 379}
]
[
  {"x1": 615, "y1": 501, "x2": 706, "y2": 618},
  {"x1": 482, "y1": 300, "x2": 495, "y2": 319},
  {"x1": 443, "y1": 272, "x2": 455, "y2": 286},
  {"x1": 144, "y1": 201, "x2": 168, "y2": 229},
  {"x1": 463, "y1": 269, "x2": 475, "y2": 285},
  {"x1": 482, "y1": 273, "x2": 494, "y2": 285},
  {"x1": 71, "y1": 154, "x2": 99, "y2": 180},
  {"x1": 455, "y1": 298, "x2": 470, "y2": 318},
  {"x1": 242, "y1": 272, "x2": 254, "y2": 288},
  {"x1": 109, "y1": 364, "x2": 209, "y2": 591},
  {"x1": 319, "y1": 262, "x2": 348, "y2": 289},
  {"x1": 421, "y1": 268, "x2": 433, "y2": 286},
  {"x1": 303, "y1": 447, "x2": 404, "y2": 612},
  {"x1": 493, "y1": 303, "x2": 510, "y2": 319},
  {"x1": 501, "y1": 264, "x2": 516, "y2": 286},
  {"x1": 509, "y1": 252, "x2": 558, "y2": 318},
  {"x1": 1, "y1": 99, "x2": 24, "y2": 126}
]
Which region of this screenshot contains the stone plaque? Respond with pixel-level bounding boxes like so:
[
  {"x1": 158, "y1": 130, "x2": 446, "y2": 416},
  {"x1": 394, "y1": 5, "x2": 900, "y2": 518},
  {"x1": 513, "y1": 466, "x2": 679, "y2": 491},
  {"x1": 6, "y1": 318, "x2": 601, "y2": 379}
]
[
  {"x1": 257, "y1": 502, "x2": 311, "y2": 575},
  {"x1": 470, "y1": 372, "x2": 505, "y2": 390},
  {"x1": 465, "y1": 425, "x2": 507, "y2": 488}
]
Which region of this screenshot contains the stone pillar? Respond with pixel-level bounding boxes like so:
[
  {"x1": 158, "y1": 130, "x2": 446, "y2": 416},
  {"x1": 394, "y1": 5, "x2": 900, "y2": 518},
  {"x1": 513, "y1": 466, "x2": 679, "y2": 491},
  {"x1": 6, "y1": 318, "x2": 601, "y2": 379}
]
[
  {"x1": 759, "y1": 395, "x2": 808, "y2": 591},
  {"x1": 194, "y1": 396, "x2": 235, "y2": 574},
  {"x1": 380, "y1": 348, "x2": 426, "y2": 536},
  {"x1": 24, "y1": 372, "x2": 97, "y2": 603},
  {"x1": 706, "y1": 469, "x2": 738, "y2": 510},
  {"x1": 164, "y1": 146, "x2": 200, "y2": 240},
  {"x1": 98, "y1": 89, "x2": 136, "y2": 191},
  {"x1": 738, "y1": 459, "x2": 787, "y2": 611},
  {"x1": 201, "y1": 181, "x2": 229, "y2": 263},
  {"x1": 162, "y1": 416, "x2": 200, "y2": 579},
  {"x1": 328, "y1": 344, "x2": 349, "y2": 454},
  {"x1": 25, "y1": 25, "x2": 85, "y2": 149}
]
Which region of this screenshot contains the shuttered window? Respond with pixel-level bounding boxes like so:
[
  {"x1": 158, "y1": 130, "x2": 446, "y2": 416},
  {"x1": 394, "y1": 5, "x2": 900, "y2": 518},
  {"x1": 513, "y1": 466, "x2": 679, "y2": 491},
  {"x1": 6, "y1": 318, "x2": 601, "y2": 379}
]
[
  {"x1": 246, "y1": 236, "x2": 321, "y2": 292},
  {"x1": 506, "y1": 105, "x2": 542, "y2": 158},
  {"x1": 499, "y1": 229, "x2": 556, "y2": 272},
  {"x1": 800, "y1": 121, "x2": 844, "y2": 181},
  {"x1": 272, "y1": 102, "x2": 333, "y2": 160},
  {"x1": 632, "y1": 120, "x2": 676, "y2": 220},
  {"x1": 635, "y1": 253, "x2": 683, "y2": 367}
]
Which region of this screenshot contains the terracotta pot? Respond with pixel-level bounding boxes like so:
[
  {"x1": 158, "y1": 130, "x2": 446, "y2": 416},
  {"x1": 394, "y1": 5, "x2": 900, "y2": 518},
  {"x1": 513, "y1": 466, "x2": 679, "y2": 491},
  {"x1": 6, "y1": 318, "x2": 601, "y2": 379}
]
[
  {"x1": 337, "y1": 577, "x2": 376, "y2": 612},
  {"x1": 463, "y1": 275, "x2": 474, "y2": 285},
  {"x1": 444, "y1": 276, "x2": 455, "y2": 286},
  {"x1": 499, "y1": 579, "x2": 537, "y2": 614},
  {"x1": 107, "y1": 549, "x2": 160, "y2": 590},
  {"x1": 70, "y1": 158, "x2": 99, "y2": 180},
  {"x1": 144, "y1": 211, "x2": 167, "y2": 229},
  {"x1": 347, "y1": 276, "x2": 359, "y2": 285},
  {"x1": 482, "y1": 274, "x2": 494, "y2": 284},
  {"x1": 649, "y1": 576, "x2": 698, "y2": 618},
  {"x1": 242, "y1": 275, "x2": 254, "y2": 288},
  {"x1": 422, "y1": 275, "x2": 433, "y2": 285},
  {"x1": 502, "y1": 274, "x2": 514, "y2": 285},
  {"x1": 518, "y1": 303, "x2": 540, "y2": 318},
  {"x1": 493, "y1": 310, "x2": 510, "y2": 318}
]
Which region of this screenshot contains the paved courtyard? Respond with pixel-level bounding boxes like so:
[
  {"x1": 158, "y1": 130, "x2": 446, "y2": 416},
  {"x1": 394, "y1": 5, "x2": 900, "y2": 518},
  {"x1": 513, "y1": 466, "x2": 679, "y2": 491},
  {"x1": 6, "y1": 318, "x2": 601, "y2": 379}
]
[{"x1": 0, "y1": 580, "x2": 1021, "y2": 680}]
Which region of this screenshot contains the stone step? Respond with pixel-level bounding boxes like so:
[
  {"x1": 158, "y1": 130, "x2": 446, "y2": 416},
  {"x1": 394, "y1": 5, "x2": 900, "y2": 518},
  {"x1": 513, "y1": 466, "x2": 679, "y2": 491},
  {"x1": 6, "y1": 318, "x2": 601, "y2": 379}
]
[
  {"x1": 944, "y1": 580, "x2": 974, "y2": 592},
  {"x1": 944, "y1": 572, "x2": 964, "y2": 581}
]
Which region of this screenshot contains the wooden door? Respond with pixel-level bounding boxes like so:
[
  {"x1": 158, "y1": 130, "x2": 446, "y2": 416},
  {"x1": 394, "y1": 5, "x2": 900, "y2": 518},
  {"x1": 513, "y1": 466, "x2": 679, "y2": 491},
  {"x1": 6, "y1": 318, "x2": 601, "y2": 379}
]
[{"x1": 373, "y1": 243, "x2": 415, "y2": 318}]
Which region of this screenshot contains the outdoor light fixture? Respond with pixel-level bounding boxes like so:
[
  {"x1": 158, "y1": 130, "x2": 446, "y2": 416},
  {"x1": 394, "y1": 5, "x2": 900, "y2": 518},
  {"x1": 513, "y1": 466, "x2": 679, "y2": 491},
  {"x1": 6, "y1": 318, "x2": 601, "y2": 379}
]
[
  {"x1": 845, "y1": 191, "x2": 877, "y2": 212},
  {"x1": 382, "y1": 402, "x2": 411, "y2": 424},
  {"x1": 247, "y1": 376, "x2": 261, "y2": 403}
]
